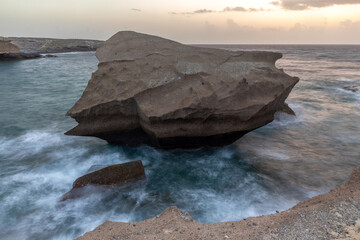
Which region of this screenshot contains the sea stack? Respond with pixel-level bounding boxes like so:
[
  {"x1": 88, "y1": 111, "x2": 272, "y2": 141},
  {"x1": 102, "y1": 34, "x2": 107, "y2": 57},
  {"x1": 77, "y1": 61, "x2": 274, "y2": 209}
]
[{"x1": 66, "y1": 31, "x2": 299, "y2": 148}]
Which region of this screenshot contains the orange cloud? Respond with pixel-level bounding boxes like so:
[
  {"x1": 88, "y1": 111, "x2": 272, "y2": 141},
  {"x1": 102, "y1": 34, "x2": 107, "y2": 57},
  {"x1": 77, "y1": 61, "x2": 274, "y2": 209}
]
[{"x1": 272, "y1": 0, "x2": 360, "y2": 10}]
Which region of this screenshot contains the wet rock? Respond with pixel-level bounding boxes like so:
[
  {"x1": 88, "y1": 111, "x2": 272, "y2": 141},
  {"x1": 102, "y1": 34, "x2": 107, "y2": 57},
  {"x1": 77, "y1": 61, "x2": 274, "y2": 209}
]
[
  {"x1": 61, "y1": 160, "x2": 145, "y2": 201},
  {"x1": 279, "y1": 102, "x2": 296, "y2": 116},
  {"x1": 74, "y1": 160, "x2": 145, "y2": 188},
  {"x1": 344, "y1": 86, "x2": 360, "y2": 93},
  {"x1": 66, "y1": 31, "x2": 299, "y2": 149}
]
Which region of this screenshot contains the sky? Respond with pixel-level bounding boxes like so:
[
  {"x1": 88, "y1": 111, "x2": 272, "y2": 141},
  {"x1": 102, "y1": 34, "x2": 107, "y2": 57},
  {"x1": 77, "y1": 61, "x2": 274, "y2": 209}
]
[{"x1": 0, "y1": 0, "x2": 360, "y2": 44}]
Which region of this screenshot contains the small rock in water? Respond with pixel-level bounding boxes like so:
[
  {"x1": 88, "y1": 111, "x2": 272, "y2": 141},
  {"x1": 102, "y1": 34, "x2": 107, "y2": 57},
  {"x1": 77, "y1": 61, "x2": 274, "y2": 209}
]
[
  {"x1": 60, "y1": 160, "x2": 145, "y2": 201},
  {"x1": 44, "y1": 54, "x2": 57, "y2": 58},
  {"x1": 343, "y1": 86, "x2": 360, "y2": 93},
  {"x1": 279, "y1": 102, "x2": 296, "y2": 116}
]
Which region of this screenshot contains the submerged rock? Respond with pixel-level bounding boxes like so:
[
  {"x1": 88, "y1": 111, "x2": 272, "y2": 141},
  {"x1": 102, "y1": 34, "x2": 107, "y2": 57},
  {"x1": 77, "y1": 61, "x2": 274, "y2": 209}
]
[
  {"x1": 66, "y1": 31, "x2": 299, "y2": 148},
  {"x1": 344, "y1": 86, "x2": 360, "y2": 93},
  {"x1": 61, "y1": 160, "x2": 145, "y2": 201}
]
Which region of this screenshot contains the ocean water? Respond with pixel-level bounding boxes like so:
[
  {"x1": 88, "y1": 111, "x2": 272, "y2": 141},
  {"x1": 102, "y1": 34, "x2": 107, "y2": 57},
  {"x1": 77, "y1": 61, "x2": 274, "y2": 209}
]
[{"x1": 0, "y1": 46, "x2": 359, "y2": 240}]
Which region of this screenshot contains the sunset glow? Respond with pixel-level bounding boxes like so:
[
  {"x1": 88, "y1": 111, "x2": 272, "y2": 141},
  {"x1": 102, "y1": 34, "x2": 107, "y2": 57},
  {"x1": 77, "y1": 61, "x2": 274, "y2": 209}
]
[{"x1": 1, "y1": 0, "x2": 359, "y2": 43}]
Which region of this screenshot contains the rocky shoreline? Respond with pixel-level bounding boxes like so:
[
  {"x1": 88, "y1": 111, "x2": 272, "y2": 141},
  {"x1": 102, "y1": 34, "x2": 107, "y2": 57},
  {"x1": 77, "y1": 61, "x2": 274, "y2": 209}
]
[{"x1": 76, "y1": 166, "x2": 360, "y2": 240}]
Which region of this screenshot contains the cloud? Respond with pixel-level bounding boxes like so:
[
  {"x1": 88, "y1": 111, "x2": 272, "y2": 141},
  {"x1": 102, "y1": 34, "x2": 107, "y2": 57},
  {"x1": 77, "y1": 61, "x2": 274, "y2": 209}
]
[
  {"x1": 193, "y1": 9, "x2": 215, "y2": 14},
  {"x1": 340, "y1": 19, "x2": 360, "y2": 29},
  {"x1": 271, "y1": 0, "x2": 360, "y2": 10},
  {"x1": 131, "y1": 8, "x2": 141, "y2": 12},
  {"x1": 174, "y1": 7, "x2": 268, "y2": 15},
  {"x1": 224, "y1": 7, "x2": 266, "y2": 12},
  {"x1": 223, "y1": 7, "x2": 247, "y2": 12}
]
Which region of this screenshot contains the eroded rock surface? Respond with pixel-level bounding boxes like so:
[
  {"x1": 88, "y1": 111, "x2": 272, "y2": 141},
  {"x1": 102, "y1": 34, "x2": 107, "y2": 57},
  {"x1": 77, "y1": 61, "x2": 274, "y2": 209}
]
[
  {"x1": 77, "y1": 166, "x2": 360, "y2": 240},
  {"x1": 66, "y1": 31, "x2": 299, "y2": 148}
]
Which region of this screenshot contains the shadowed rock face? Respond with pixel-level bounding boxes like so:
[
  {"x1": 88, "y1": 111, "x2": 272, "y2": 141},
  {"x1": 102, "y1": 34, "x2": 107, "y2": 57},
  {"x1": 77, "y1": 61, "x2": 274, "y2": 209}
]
[{"x1": 66, "y1": 31, "x2": 299, "y2": 148}]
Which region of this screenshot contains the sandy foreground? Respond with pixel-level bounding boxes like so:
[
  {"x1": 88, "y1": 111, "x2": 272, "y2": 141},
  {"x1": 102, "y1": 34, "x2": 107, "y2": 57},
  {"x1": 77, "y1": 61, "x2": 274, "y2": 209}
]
[{"x1": 76, "y1": 167, "x2": 360, "y2": 240}]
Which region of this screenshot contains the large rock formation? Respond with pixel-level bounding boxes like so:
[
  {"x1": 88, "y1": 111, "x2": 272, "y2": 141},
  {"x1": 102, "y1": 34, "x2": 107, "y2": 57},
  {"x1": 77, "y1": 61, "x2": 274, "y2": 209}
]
[
  {"x1": 66, "y1": 31, "x2": 299, "y2": 148},
  {"x1": 0, "y1": 37, "x2": 20, "y2": 53}
]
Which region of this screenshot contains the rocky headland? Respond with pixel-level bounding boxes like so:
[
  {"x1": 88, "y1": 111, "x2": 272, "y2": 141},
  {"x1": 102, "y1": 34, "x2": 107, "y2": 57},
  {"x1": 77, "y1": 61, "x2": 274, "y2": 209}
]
[
  {"x1": 0, "y1": 37, "x2": 39, "y2": 60},
  {"x1": 0, "y1": 37, "x2": 20, "y2": 53},
  {"x1": 9, "y1": 37, "x2": 104, "y2": 53},
  {"x1": 0, "y1": 36, "x2": 103, "y2": 60},
  {"x1": 76, "y1": 166, "x2": 360, "y2": 240},
  {"x1": 65, "y1": 31, "x2": 299, "y2": 148}
]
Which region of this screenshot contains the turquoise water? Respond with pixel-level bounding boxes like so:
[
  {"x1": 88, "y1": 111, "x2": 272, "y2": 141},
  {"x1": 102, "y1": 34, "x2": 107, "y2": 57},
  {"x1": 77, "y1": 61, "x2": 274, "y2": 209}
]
[{"x1": 0, "y1": 46, "x2": 359, "y2": 239}]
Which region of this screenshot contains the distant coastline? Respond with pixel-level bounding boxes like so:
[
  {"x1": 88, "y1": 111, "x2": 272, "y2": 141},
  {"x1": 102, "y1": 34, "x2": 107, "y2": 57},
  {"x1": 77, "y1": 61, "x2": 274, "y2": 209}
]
[{"x1": 8, "y1": 37, "x2": 104, "y2": 54}]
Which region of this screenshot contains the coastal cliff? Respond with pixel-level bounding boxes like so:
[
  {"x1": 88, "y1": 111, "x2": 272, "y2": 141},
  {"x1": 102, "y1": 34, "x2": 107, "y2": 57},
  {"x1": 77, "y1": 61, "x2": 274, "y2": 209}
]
[{"x1": 77, "y1": 166, "x2": 360, "y2": 240}]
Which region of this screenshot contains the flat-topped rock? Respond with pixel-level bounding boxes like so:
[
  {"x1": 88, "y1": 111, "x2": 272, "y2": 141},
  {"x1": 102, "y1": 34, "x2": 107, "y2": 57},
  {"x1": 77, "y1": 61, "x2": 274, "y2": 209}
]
[{"x1": 66, "y1": 31, "x2": 299, "y2": 148}]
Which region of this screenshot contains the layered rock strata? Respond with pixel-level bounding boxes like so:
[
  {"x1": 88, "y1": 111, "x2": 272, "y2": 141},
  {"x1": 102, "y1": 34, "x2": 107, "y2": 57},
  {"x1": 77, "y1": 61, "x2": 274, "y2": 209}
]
[{"x1": 66, "y1": 31, "x2": 299, "y2": 148}]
